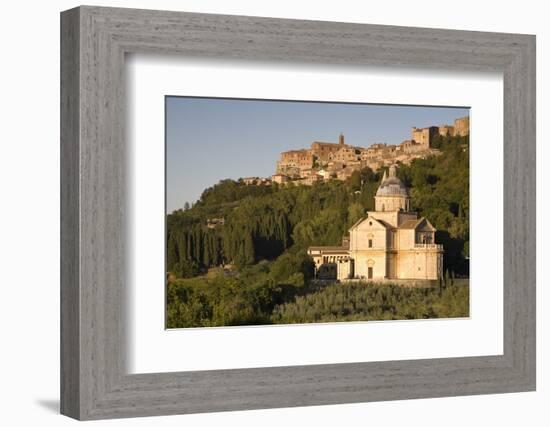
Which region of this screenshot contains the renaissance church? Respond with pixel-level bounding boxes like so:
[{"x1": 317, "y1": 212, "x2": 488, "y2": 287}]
[{"x1": 307, "y1": 165, "x2": 444, "y2": 282}]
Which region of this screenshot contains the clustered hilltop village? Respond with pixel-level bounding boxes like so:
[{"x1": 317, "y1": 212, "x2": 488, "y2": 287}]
[{"x1": 239, "y1": 116, "x2": 469, "y2": 186}]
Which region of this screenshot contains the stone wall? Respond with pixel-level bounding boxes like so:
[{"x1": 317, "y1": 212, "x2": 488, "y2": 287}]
[
  {"x1": 352, "y1": 251, "x2": 387, "y2": 279},
  {"x1": 395, "y1": 250, "x2": 441, "y2": 280},
  {"x1": 438, "y1": 125, "x2": 455, "y2": 136},
  {"x1": 276, "y1": 149, "x2": 314, "y2": 173},
  {"x1": 454, "y1": 116, "x2": 470, "y2": 136},
  {"x1": 397, "y1": 229, "x2": 416, "y2": 250},
  {"x1": 349, "y1": 219, "x2": 387, "y2": 251},
  {"x1": 411, "y1": 126, "x2": 438, "y2": 148},
  {"x1": 310, "y1": 141, "x2": 341, "y2": 161},
  {"x1": 336, "y1": 259, "x2": 353, "y2": 281}
]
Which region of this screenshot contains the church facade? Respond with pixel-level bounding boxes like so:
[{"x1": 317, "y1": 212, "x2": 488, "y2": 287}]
[{"x1": 307, "y1": 165, "x2": 444, "y2": 282}]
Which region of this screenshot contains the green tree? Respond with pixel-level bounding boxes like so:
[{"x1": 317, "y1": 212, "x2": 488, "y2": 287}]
[
  {"x1": 347, "y1": 202, "x2": 364, "y2": 226},
  {"x1": 349, "y1": 170, "x2": 362, "y2": 191}
]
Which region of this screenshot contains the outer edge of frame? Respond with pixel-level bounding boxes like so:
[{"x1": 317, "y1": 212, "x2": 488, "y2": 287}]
[
  {"x1": 60, "y1": 6, "x2": 82, "y2": 421},
  {"x1": 61, "y1": 5, "x2": 537, "y2": 420}
]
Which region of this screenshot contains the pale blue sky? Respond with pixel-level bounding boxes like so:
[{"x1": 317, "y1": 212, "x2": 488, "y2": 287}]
[{"x1": 166, "y1": 97, "x2": 469, "y2": 212}]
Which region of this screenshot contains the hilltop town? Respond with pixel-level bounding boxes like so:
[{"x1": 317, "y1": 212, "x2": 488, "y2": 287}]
[
  {"x1": 240, "y1": 116, "x2": 469, "y2": 186},
  {"x1": 167, "y1": 114, "x2": 471, "y2": 327}
]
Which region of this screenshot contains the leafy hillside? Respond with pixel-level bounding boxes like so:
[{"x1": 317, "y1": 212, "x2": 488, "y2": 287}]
[
  {"x1": 167, "y1": 133, "x2": 469, "y2": 278},
  {"x1": 166, "y1": 134, "x2": 469, "y2": 328}
]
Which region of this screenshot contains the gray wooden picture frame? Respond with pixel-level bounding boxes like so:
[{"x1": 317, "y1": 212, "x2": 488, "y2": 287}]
[{"x1": 60, "y1": 5, "x2": 536, "y2": 421}]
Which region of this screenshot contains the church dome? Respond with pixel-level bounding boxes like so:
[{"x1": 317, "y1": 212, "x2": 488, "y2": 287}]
[
  {"x1": 376, "y1": 165, "x2": 409, "y2": 197},
  {"x1": 376, "y1": 176, "x2": 408, "y2": 196}
]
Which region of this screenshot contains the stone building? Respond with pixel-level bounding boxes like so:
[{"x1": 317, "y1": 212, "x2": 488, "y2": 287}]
[
  {"x1": 438, "y1": 125, "x2": 455, "y2": 137},
  {"x1": 329, "y1": 145, "x2": 363, "y2": 163},
  {"x1": 399, "y1": 139, "x2": 424, "y2": 153},
  {"x1": 241, "y1": 176, "x2": 271, "y2": 186},
  {"x1": 307, "y1": 165, "x2": 444, "y2": 282},
  {"x1": 318, "y1": 168, "x2": 335, "y2": 180},
  {"x1": 336, "y1": 167, "x2": 355, "y2": 181},
  {"x1": 411, "y1": 126, "x2": 439, "y2": 149},
  {"x1": 454, "y1": 116, "x2": 470, "y2": 136},
  {"x1": 241, "y1": 177, "x2": 259, "y2": 185},
  {"x1": 310, "y1": 134, "x2": 346, "y2": 162},
  {"x1": 301, "y1": 173, "x2": 324, "y2": 186},
  {"x1": 435, "y1": 117, "x2": 470, "y2": 138},
  {"x1": 276, "y1": 149, "x2": 314, "y2": 175},
  {"x1": 277, "y1": 134, "x2": 346, "y2": 175},
  {"x1": 361, "y1": 159, "x2": 382, "y2": 171},
  {"x1": 271, "y1": 173, "x2": 290, "y2": 184}
]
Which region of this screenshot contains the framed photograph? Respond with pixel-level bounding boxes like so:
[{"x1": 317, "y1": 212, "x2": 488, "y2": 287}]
[{"x1": 61, "y1": 6, "x2": 536, "y2": 420}]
